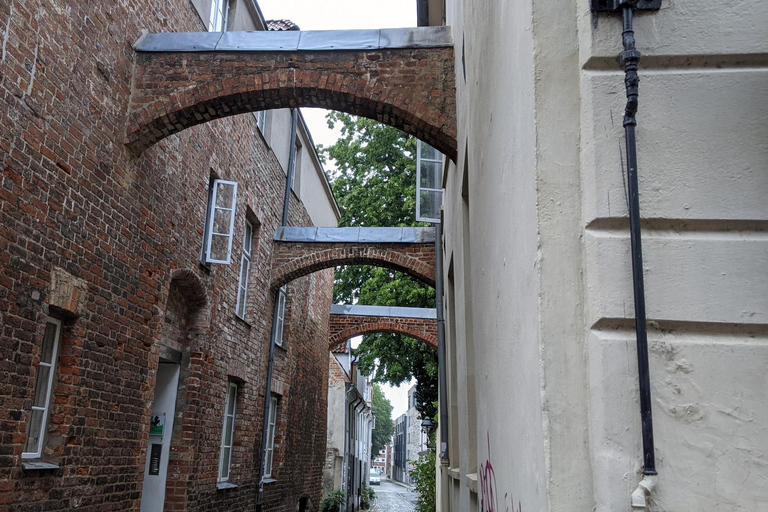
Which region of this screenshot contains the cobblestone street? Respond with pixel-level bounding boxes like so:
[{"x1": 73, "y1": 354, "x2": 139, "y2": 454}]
[{"x1": 371, "y1": 478, "x2": 418, "y2": 512}]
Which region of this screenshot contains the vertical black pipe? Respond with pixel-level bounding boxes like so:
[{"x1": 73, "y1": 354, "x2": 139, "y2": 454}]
[
  {"x1": 620, "y1": 5, "x2": 656, "y2": 476},
  {"x1": 434, "y1": 223, "x2": 448, "y2": 461},
  {"x1": 257, "y1": 108, "x2": 299, "y2": 511}
]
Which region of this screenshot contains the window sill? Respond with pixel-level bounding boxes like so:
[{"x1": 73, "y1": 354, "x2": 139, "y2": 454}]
[
  {"x1": 217, "y1": 481, "x2": 238, "y2": 490},
  {"x1": 22, "y1": 461, "x2": 60, "y2": 471},
  {"x1": 275, "y1": 343, "x2": 286, "y2": 352},
  {"x1": 262, "y1": 478, "x2": 276, "y2": 484},
  {"x1": 234, "y1": 315, "x2": 252, "y2": 328}
]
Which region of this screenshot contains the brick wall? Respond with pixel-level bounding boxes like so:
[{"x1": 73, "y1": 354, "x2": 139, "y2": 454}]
[
  {"x1": 0, "y1": 1, "x2": 333, "y2": 510},
  {"x1": 271, "y1": 241, "x2": 436, "y2": 290},
  {"x1": 127, "y1": 47, "x2": 457, "y2": 160},
  {"x1": 328, "y1": 314, "x2": 438, "y2": 349}
]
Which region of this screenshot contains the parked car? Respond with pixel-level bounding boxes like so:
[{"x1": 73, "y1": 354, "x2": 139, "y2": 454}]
[{"x1": 369, "y1": 469, "x2": 381, "y2": 485}]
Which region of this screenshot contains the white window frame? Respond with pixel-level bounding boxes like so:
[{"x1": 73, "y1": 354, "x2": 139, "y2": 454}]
[
  {"x1": 22, "y1": 317, "x2": 62, "y2": 459},
  {"x1": 290, "y1": 139, "x2": 302, "y2": 192},
  {"x1": 264, "y1": 396, "x2": 278, "y2": 477},
  {"x1": 218, "y1": 382, "x2": 238, "y2": 482},
  {"x1": 274, "y1": 286, "x2": 286, "y2": 347},
  {"x1": 256, "y1": 111, "x2": 267, "y2": 134},
  {"x1": 203, "y1": 179, "x2": 238, "y2": 265},
  {"x1": 415, "y1": 139, "x2": 444, "y2": 223},
  {"x1": 208, "y1": 0, "x2": 228, "y2": 32},
  {"x1": 235, "y1": 220, "x2": 253, "y2": 318}
]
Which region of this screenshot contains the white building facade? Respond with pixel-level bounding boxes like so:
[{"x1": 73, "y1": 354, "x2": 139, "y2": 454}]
[{"x1": 429, "y1": 0, "x2": 768, "y2": 511}]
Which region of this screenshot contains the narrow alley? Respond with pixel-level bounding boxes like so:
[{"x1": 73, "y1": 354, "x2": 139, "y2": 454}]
[{"x1": 371, "y1": 478, "x2": 418, "y2": 512}]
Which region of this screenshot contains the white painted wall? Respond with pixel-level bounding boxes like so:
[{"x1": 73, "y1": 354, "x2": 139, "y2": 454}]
[{"x1": 441, "y1": 0, "x2": 768, "y2": 511}]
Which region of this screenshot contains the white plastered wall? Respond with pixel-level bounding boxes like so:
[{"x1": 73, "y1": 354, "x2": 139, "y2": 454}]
[{"x1": 442, "y1": 0, "x2": 768, "y2": 511}]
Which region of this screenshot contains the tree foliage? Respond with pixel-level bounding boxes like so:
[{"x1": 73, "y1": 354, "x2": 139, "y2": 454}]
[
  {"x1": 371, "y1": 384, "x2": 394, "y2": 456},
  {"x1": 322, "y1": 112, "x2": 438, "y2": 420}
]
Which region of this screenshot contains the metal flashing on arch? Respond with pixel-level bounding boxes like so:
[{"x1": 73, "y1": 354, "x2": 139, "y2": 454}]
[
  {"x1": 134, "y1": 26, "x2": 453, "y2": 53},
  {"x1": 330, "y1": 304, "x2": 437, "y2": 319},
  {"x1": 273, "y1": 226, "x2": 435, "y2": 244}
]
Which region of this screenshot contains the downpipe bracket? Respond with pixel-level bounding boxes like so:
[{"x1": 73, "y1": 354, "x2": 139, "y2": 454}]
[{"x1": 590, "y1": 0, "x2": 661, "y2": 12}]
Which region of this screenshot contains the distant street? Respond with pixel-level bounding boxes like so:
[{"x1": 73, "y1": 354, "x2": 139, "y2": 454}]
[{"x1": 371, "y1": 477, "x2": 418, "y2": 512}]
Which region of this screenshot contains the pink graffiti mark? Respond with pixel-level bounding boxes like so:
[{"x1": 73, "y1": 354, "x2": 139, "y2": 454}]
[{"x1": 480, "y1": 432, "x2": 522, "y2": 512}]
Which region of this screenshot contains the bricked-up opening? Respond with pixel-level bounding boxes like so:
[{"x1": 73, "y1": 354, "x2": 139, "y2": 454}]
[{"x1": 128, "y1": 28, "x2": 457, "y2": 160}]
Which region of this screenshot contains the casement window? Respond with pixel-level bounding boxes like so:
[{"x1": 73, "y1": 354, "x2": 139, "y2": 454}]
[
  {"x1": 290, "y1": 139, "x2": 302, "y2": 192},
  {"x1": 274, "y1": 286, "x2": 286, "y2": 347},
  {"x1": 208, "y1": 0, "x2": 228, "y2": 32},
  {"x1": 22, "y1": 318, "x2": 62, "y2": 459},
  {"x1": 415, "y1": 140, "x2": 444, "y2": 223},
  {"x1": 264, "y1": 396, "x2": 278, "y2": 477},
  {"x1": 235, "y1": 220, "x2": 253, "y2": 319},
  {"x1": 202, "y1": 178, "x2": 238, "y2": 265},
  {"x1": 256, "y1": 111, "x2": 267, "y2": 134},
  {"x1": 218, "y1": 382, "x2": 238, "y2": 482}
]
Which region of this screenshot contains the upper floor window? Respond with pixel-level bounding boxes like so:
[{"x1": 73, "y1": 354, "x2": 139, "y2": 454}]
[
  {"x1": 264, "y1": 396, "x2": 278, "y2": 477},
  {"x1": 256, "y1": 111, "x2": 267, "y2": 135},
  {"x1": 274, "y1": 286, "x2": 287, "y2": 346},
  {"x1": 202, "y1": 178, "x2": 238, "y2": 265},
  {"x1": 291, "y1": 138, "x2": 302, "y2": 192},
  {"x1": 23, "y1": 318, "x2": 62, "y2": 459},
  {"x1": 415, "y1": 140, "x2": 444, "y2": 223},
  {"x1": 208, "y1": 0, "x2": 228, "y2": 32},
  {"x1": 236, "y1": 220, "x2": 254, "y2": 318},
  {"x1": 218, "y1": 381, "x2": 238, "y2": 482}
]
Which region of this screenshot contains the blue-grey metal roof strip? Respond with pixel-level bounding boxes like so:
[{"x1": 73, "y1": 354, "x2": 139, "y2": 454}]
[
  {"x1": 379, "y1": 26, "x2": 452, "y2": 48},
  {"x1": 135, "y1": 31, "x2": 223, "y2": 52},
  {"x1": 217, "y1": 30, "x2": 301, "y2": 51},
  {"x1": 297, "y1": 29, "x2": 379, "y2": 51},
  {"x1": 134, "y1": 27, "x2": 452, "y2": 53},
  {"x1": 330, "y1": 304, "x2": 437, "y2": 319},
  {"x1": 273, "y1": 226, "x2": 435, "y2": 243}
]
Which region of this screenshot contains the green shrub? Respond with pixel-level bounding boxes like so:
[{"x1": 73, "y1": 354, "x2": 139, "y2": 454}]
[
  {"x1": 320, "y1": 489, "x2": 345, "y2": 512},
  {"x1": 411, "y1": 443, "x2": 436, "y2": 512},
  {"x1": 360, "y1": 485, "x2": 376, "y2": 509}
]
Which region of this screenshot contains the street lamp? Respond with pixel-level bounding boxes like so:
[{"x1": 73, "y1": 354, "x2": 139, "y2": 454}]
[{"x1": 421, "y1": 418, "x2": 436, "y2": 450}]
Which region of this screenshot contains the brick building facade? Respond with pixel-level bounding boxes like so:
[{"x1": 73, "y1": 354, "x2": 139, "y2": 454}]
[{"x1": 0, "y1": 1, "x2": 337, "y2": 510}]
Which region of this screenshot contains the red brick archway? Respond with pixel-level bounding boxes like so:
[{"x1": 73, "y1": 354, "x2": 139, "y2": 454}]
[
  {"x1": 271, "y1": 241, "x2": 435, "y2": 290},
  {"x1": 329, "y1": 315, "x2": 437, "y2": 350},
  {"x1": 127, "y1": 31, "x2": 456, "y2": 159}
]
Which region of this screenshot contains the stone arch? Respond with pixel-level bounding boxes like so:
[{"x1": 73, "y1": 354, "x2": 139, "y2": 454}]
[
  {"x1": 329, "y1": 318, "x2": 438, "y2": 350},
  {"x1": 127, "y1": 30, "x2": 456, "y2": 159},
  {"x1": 270, "y1": 242, "x2": 436, "y2": 291}
]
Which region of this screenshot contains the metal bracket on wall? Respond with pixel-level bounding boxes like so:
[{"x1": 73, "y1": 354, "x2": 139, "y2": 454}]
[{"x1": 590, "y1": 0, "x2": 661, "y2": 12}]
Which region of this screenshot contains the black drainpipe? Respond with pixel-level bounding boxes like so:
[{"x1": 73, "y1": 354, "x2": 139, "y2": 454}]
[
  {"x1": 257, "y1": 108, "x2": 299, "y2": 512},
  {"x1": 618, "y1": 3, "x2": 656, "y2": 476},
  {"x1": 434, "y1": 222, "x2": 448, "y2": 462}
]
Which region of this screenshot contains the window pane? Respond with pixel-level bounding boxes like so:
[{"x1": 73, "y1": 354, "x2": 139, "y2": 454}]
[
  {"x1": 265, "y1": 448, "x2": 273, "y2": 476},
  {"x1": 420, "y1": 142, "x2": 440, "y2": 161},
  {"x1": 32, "y1": 366, "x2": 51, "y2": 408},
  {"x1": 243, "y1": 223, "x2": 253, "y2": 253},
  {"x1": 209, "y1": 234, "x2": 230, "y2": 262},
  {"x1": 213, "y1": 209, "x2": 232, "y2": 235},
  {"x1": 418, "y1": 189, "x2": 443, "y2": 222},
  {"x1": 420, "y1": 161, "x2": 442, "y2": 189},
  {"x1": 221, "y1": 447, "x2": 231, "y2": 477},
  {"x1": 228, "y1": 386, "x2": 237, "y2": 415},
  {"x1": 24, "y1": 409, "x2": 45, "y2": 454},
  {"x1": 40, "y1": 322, "x2": 58, "y2": 363},
  {"x1": 223, "y1": 415, "x2": 234, "y2": 446},
  {"x1": 215, "y1": 181, "x2": 236, "y2": 208}
]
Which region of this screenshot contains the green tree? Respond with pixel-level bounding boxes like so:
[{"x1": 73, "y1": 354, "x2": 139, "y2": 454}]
[
  {"x1": 371, "y1": 384, "x2": 394, "y2": 456},
  {"x1": 321, "y1": 112, "x2": 438, "y2": 420}
]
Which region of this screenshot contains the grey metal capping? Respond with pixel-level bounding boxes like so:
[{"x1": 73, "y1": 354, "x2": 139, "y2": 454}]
[
  {"x1": 330, "y1": 304, "x2": 437, "y2": 319},
  {"x1": 273, "y1": 226, "x2": 435, "y2": 244},
  {"x1": 134, "y1": 26, "x2": 452, "y2": 53}
]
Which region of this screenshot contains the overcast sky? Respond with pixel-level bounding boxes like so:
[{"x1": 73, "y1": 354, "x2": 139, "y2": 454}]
[{"x1": 256, "y1": 0, "x2": 418, "y2": 420}]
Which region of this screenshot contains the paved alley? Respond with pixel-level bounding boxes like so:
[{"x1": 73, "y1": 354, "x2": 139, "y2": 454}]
[{"x1": 371, "y1": 478, "x2": 418, "y2": 512}]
